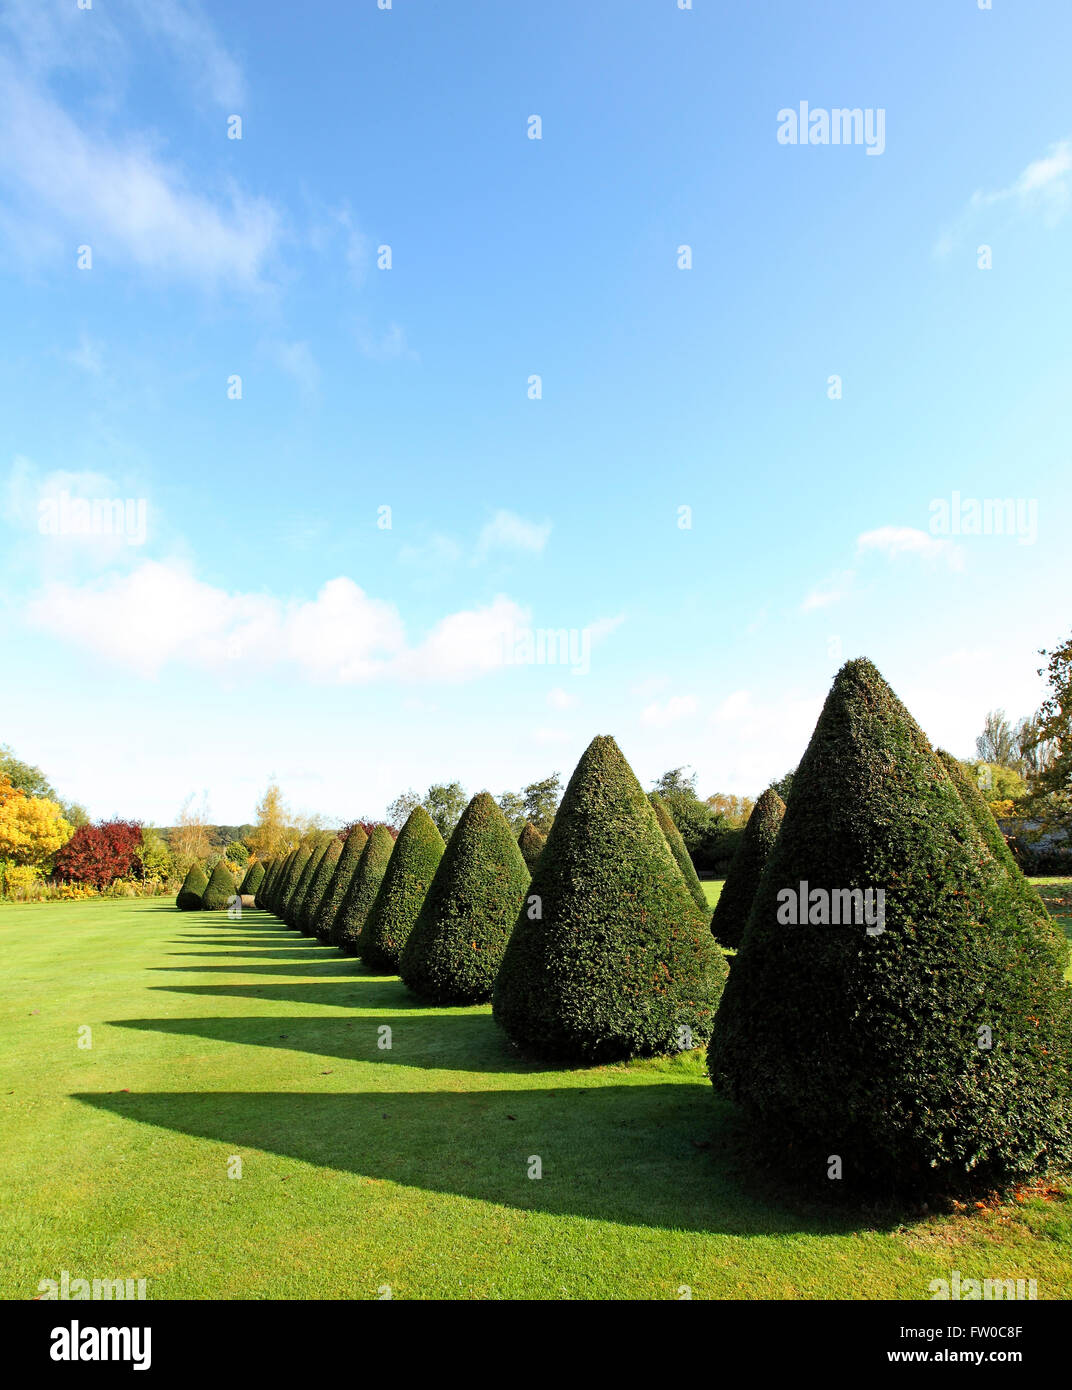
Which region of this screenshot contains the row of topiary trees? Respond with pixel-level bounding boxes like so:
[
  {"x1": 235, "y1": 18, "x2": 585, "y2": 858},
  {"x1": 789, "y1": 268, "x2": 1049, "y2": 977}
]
[
  {"x1": 176, "y1": 857, "x2": 264, "y2": 911},
  {"x1": 186, "y1": 657, "x2": 1072, "y2": 1196}
]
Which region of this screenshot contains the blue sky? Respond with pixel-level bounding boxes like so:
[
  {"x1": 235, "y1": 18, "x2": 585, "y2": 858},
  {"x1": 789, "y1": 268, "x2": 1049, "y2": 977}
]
[{"x1": 1, "y1": 0, "x2": 1070, "y2": 827}]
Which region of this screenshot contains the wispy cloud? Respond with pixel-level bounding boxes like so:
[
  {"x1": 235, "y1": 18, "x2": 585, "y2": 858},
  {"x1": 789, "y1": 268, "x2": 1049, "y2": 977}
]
[
  {"x1": 857, "y1": 525, "x2": 964, "y2": 571},
  {"x1": 642, "y1": 694, "x2": 698, "y2": 728},
  {"x1": 935, "y1": 137, "x2": 1072, "y2": 255},
  {"x1": 801, "y1": 569, "x2": 855, "y2": 612},
  {"x1": 476, "y1": 510, "x2": 552, "y2": 558},
  {"x1": 264, "y1": 340, "x2": 320, "y2": 403},
  {"x1": 0, "y1": 62, "x2": 280, "y2": 287}
]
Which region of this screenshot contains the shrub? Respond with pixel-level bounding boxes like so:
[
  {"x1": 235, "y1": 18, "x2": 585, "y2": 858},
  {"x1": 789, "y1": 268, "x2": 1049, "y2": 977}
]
[
  {"x1": 937, "y1": 750, "x2": 1067, "y2": 967},
  {"x1": 709, "y1": 789, "x2": 785, "y2": 950},
  {"x1": 201, "y1": 860, "x2": 237, "y2": 911},
  {"x1": 54, "y1": 820, "x2": 142, "y2": 888},
  {"x1": 402, "y1": 793, "x2": 531, "y2": 1004},
  {"x1": 297, "y1": 837, "x2": 342, "y2": 936},
  {"x1": 176, "y1": 863, "x2": 208, "y2": 911},
  {"x1": 516, "y1": 821, "x2": 545, "y2": 873},
  {"x1": 255, "y1": 856, "x2": 281, "y2": 910},
  {"x1": 332, "y1": 825, "x2": 394, "y2": 954},
  {"x1": 239, "y1": 860, "x2": 265, "y2": 896},
  {"x1": 274, "y1": 847, "x2": 312, "y2": 920},
  {"x1": 493, "y1": 735, "x2": 728, "y2": 1062},
  {"x1": 709, "y1": 658, "x2": 1072, "y2": 1195},
  {"x1": 359, "y1": 808, "x2": 445, "y2": 972},
  {"x1": 285, "y1": 833, "x2": 333, "y2": 928},
  {"x1": 649, "y1": 792, "x2": 708, "y2": 912},
  {"x1": 226, "y1": 841, "x2": 250, "y2": 866},
  {"x1": 313, "y1": 827, "x2": 368, "y2": 943}
]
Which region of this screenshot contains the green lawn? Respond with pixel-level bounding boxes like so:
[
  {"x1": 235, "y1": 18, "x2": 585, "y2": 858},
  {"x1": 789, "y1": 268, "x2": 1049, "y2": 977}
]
[{"x1": 2, "y1": 892, "x2": 1071, "y2": 1300}]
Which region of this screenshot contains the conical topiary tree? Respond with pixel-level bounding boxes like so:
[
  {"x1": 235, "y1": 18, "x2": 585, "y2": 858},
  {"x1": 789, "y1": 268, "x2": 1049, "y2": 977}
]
[
  {"x1": 265, "y1": 850, "x2": 295, "y2": 915},
  {"x1": 285, "y1": 832, "x2": 334, "y2": 929},
  {"x1": 176, "y1": 863, "x2": 208, "y2": 911},
  {"x1": 936, "y1": 749, "x2": 1066, "y2": 967},
  {"x1": 201, "y1": 860, "x2": 237, "y2": 911},
  {"x1": 276, "y1": 845, "x2": 313, "y2": 922},
  {"x1": 332, "y1": 825, "x2": 395, "y2": 954},
  {"x1": 710, "y1": 658, "x2": 1072, "y2": 1194},
  {"x1": 649, "y1": 791, "x2": 708, "y2": 913},
  {"x1": 493, "y1": 735, "x2": 728, "y2": 1062},
  {"x1": 313, "y1": 827, "x2": 368, "y2": 943},
  {"x1": 297, "y1": 837, "x2": 342, "y2": 936},
  {"x1": 709, "y1": 788, "x2": 786, "y2": 950},
  {"x1": 259, "y1": 855, "x2": 286, "y2": 911},
  {"x1": 359, "y1": 808, "x2": 445, "y2": 973},
  {"x1": 402, "y1": 793, "x2": 531, "y2": 1004},
  {"x1": 239, "y1": 860, "x2": 265, "y2": 896},
  {"x1": 517, "y1": 821, "x2": 545, "y2": 874}
]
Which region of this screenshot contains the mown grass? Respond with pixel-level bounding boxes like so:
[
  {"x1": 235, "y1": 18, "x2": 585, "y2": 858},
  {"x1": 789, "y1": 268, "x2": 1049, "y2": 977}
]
[{"x1": 1, "y1": 890, "x2": 1070, "y2": 1300}]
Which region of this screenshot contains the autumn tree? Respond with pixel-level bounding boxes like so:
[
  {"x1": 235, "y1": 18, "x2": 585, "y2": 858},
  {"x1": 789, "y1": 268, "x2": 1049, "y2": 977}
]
[{"x1": 247, "y1": 781, "x2": 292, "y2": 860}]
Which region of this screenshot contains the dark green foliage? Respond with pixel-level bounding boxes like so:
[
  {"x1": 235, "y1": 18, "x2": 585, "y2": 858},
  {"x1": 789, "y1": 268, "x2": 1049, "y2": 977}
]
[
  {"x1": 176, "y1": 863, "x2": 208, "y2": 911},
  {"x1": 265, "y1": 851, "x2": 294, "y2": 914},
  {"x1": 285, "y1": 833, "x2": 334, "y2": 929},
  {"x1": 238, "y1": 860, "x2": 265, "y2": 896},
  {"x1": 937, "y1": 750, "x2": 1067, "y2": 967},
  {"x1": 297, "y1": 838, "x2": 342, "y2": 936},
  {"x1": 493, "y1": 736, "x2": 728, "y2": 1062},
  {"x1": 257, "y1": 856, "x2": 284, "y2": 911},
  {"x1": 360, "y1": 808, "x2": 445, "y2": 972},
  {"x1": 275, "y1": 847, "x2": 312, "y2": 922},
  {"x1": 313, "y1": 827, "x2": 367, "y2": 943},
  {"x1": 649, "y1": 792, "x2": 708, "y2": 913},
  {"x1": 226, "y1": 841, "x2": 250, "y2": 866},
  {"x1": 402, "y1": 794, "x2": 531, "y2": 1004},
  {"x1": 200, "y1": 861, "x2": 237, "y2": 911},
  {"x1": 516, "y1": 821, "x2": 545, "y2": 873},
  {"x1": 332, "y1": 826, "x2": 395, "y2": 954},
  {"x1": 709, "y1": 789, "x2": 785, "y2": 950},
  {"x1": 710, "y1": 658, "x2": 1072, "y2": 1195}
]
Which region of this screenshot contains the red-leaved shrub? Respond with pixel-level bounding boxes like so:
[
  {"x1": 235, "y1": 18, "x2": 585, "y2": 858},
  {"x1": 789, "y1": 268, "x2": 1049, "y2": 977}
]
[{"x1": 53, "y1": 820, "x2": 143, "y2": 888}]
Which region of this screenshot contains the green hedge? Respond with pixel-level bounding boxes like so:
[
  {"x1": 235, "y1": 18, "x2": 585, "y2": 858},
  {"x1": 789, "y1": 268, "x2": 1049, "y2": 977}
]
[
  {"x1": 709, "y1": 658, "x2": 1072, "y2": 1195},
  {"x1": 176, "y1": 863, "x2": 208, "y2": 911},
  {"x1": 360, "y1": 808, "x2": 445, "y2": 973},
  {"x1": 494, "y1": 735, "x2": 728, "y2": 1062},
  {"x1": 402, "y1": 793, "x2": 530, "y2": 1004},
  {"x1": 313, "y1": 828, "x2": 368, "y2": 943},
  {"x1": 649, "y1": 791, "x2": 708, "y2": 912},
  {"x1": 709, "y1": 789, "x2": 785, "y2": 950},
  {"x1": 332, "y1": 825, "x2": 395, "y2": 954},
  {"x1": 201, "y1": 861, "x2": 237, "y2": 911}
]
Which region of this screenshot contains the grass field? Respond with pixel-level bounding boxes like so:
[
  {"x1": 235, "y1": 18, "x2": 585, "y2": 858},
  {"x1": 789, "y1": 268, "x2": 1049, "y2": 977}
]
[{"x1": 2, "y1": 889, "x2": 1071, "y2": 1300}]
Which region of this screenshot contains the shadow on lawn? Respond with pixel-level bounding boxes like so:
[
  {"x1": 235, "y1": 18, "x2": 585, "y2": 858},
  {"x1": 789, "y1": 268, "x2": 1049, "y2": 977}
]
[
  {"x1": 74, "y1": 1084, "x2": 872, "y2": 1238},
  {"x1": 145, "y1": 980, "x2": 435, "y2": 1008},
  {"x1": 110, "y1": 1011, "x2": 541, "y2": 1074}
]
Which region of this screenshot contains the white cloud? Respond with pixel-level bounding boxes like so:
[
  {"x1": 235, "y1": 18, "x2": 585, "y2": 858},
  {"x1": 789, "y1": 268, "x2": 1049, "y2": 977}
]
[
  {"x1": 476, "y1": 510, "x2": 552, "y2": 558},
  {"x1": 136, "y1": 0, "x2": 246, "y2": 109},
  {"x1": 26, "y1": 560, "x2": 533, "y2": 686},
  {"x1": 547, "y1": 687, "x2": 578, "y2": 710},
  {"x1": 935, "y1": 137, "x2": 1072, "y2": 255},
  {"x1": 642, "y1": 695, "x2": 698, "y2": 728},
  {"x1": 856, "y1": 526, "x2": 964, "y2": 571},
  {"x1": 264, "y1": 340, "x2": 320, "y2": 402},
  {"x1": 0, "y1": 62, "x2": 280, "y2": 287},
  {"x1": 354, "y1": 321, "x2": 415, "y2": 362},
  {"x1": 802, "y1": 569, "x2": 855, "y2": 612},
  {"x1": 67, "y1": 332, "x2": 106, "y2": 376}
]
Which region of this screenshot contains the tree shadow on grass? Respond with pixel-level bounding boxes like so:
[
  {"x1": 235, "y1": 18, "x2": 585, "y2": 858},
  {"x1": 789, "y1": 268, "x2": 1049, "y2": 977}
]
[
  {"x1": 146, "y1": 979, "x2": 437, "y2": 1010},
  {"x1": 109, "y1": 1012, "x2": 538, "y2": 1074},
  {"x1": 150, "y1": 963, "x2": 358, "y2": 976},
  {"x1": 165, "y1": 950, "x2": 337, "y2": 961},
  {"x1": 75, "y1": 1083, "x2": 882, "y2": 1239}
]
